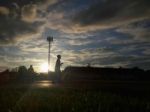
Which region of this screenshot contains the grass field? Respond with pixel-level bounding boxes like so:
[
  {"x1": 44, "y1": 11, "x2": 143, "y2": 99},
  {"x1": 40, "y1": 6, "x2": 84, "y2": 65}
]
[{"x1": 0, "y1": 81, "x2": 150, "y2": 112}]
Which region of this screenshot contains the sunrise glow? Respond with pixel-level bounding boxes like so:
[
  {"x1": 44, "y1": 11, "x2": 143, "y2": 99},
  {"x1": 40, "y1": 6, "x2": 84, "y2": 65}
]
[{"x1": 40, "y1": 63, "x2": 49, "y2": 73}]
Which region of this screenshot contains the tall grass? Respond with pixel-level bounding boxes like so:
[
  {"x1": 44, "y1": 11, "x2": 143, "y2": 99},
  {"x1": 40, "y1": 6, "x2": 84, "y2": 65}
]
[{"x1": 0, "y1": 85, "x2": 150, "y2": 112}]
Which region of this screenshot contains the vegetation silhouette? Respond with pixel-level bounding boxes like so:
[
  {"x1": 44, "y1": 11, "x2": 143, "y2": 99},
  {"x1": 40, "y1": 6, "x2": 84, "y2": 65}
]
[
  {"x1": 63, "y1": 66, "x2": 150, "y2": 82},
  {"x1": 0, "y1": 63, "x2": 150, "y2": 85},
  {"x1": 0, "y1": 65, "x2": 37, "y2": 84}
]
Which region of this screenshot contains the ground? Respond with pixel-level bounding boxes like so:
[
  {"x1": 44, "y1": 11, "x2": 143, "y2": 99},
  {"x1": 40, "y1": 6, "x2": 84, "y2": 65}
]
[{"x1": 0, "y1": 80, "x2": 150, "y2": 112}]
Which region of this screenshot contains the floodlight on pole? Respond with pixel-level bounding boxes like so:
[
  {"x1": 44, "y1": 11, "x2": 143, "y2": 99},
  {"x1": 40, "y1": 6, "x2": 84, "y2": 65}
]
[{"x1": 47, "y1": 36, "x2": 53, "y2": 74}]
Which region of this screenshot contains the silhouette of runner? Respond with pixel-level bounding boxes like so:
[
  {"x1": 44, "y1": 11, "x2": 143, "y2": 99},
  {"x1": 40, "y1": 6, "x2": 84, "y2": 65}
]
[{"x1": 55, "y1": 55, "x2": 63, "y2": 83}]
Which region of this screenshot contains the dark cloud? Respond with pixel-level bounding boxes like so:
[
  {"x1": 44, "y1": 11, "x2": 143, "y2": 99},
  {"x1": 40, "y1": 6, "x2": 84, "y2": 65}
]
[
  {"x1": 0, "y1": 16, "x2": 44, "y2": 44},
  {"x1": 73, "y1": 0, "x2": 150, "y2": 26},
  {"x1": 65, "y1": 46, "x2": 150, "y2": 70},
  {"x1": 78, "y1": 53, "x2": 150, "y2": 70},
  {"x1": 0, "y1": 0, "x2": 47, "y2": 7},
  {"x1": 116, "y1": 19, "x2": 150, "y2": 42},
  {"x1": 0, "y1": 0, "x2": 47, "y2": 44}
]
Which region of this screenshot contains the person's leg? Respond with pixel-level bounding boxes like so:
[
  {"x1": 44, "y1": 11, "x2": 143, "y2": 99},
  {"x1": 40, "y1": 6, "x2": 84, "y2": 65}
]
[{"x1": 57, "y1": 71, "x2": 61, "y2": 83}]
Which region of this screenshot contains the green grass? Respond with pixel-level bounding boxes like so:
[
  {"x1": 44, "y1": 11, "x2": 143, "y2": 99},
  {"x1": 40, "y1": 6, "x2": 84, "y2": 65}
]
[{"x1": 0, "y1": 86, "x2": 150, "y2": 112}]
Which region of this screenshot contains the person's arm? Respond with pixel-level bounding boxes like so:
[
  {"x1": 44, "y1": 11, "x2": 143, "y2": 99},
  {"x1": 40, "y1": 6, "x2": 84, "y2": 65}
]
[{"x1": 61, "y1": 63, "x2": 63, "y2": 66}]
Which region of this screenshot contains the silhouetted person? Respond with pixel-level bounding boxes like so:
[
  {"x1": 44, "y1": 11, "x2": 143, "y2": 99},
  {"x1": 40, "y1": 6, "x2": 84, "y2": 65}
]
[{"x1": 55, "y1": 55, "x2": 63, "y2": 83}]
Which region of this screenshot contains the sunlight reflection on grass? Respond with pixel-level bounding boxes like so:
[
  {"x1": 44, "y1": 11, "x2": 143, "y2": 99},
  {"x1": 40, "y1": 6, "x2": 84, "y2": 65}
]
[{"x1": 32, "y1": 80, "x2": 54, "y2": 88}]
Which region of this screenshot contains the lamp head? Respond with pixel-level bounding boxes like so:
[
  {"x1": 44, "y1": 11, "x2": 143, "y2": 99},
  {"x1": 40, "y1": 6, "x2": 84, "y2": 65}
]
[{"x1": 47, "y1": 36, "x2": 53, "y2": 42}]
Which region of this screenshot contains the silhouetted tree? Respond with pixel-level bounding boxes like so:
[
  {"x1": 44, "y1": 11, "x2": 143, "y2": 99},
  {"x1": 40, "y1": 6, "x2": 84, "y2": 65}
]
[
  {"x1": 18, "y1": 66, "x2": 28, "y2": 81},
  {"x1": 0, "y1": 69, "x2": 10, "y2": 84},
  {"x1": 18, "y1": 66, "x2": 28, "y2": 75}
]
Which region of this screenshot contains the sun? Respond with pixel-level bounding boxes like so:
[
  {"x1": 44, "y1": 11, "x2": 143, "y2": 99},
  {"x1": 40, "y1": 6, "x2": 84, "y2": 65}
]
[{"x1": 40, "y1": 63, "x2": 49, "y2": 73}]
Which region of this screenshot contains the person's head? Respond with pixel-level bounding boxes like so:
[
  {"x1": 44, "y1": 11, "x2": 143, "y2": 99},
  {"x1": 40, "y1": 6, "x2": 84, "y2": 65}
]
[{"x1": 57, "y1": 55, "x2": 61, "y2": 59}]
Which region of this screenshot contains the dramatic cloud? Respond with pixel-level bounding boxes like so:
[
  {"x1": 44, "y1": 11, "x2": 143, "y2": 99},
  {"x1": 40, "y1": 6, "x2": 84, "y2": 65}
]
[
  {"x1": 116, "y1": 19, "x2": 150, "y2": 42},
  {"x1": 0, "y1": 0, "x2": 150, "y2": 71},
  {"x1": 73, "y1": 0, "x2": 150, "y2": 27},
  {"x1": 0, "y1": 17, "x2": 44, "y2": 44},
  {"x1": 21, "y1": 4, "x2": 37, "y2": 22},
  {"x1": 0, "y1": 0, "x2": 55, "y2": 44},
  {"x1": 43, "y1": 0, "x2": 150, "y2": 35}
]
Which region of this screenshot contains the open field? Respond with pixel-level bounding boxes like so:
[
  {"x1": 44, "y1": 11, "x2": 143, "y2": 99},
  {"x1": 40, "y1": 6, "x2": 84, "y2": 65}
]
[{"x1": 0, "y1": 80, "x2": 150, "y2": 112}]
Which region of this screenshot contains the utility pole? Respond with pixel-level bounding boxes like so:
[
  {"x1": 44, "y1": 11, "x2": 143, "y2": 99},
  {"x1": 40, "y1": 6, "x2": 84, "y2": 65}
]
[{"x1": 47, "y1": 36, "x2": 53, "y2": 75}]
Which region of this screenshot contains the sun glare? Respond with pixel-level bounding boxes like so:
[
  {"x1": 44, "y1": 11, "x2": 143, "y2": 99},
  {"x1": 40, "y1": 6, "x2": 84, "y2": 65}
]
[{"x1": 40, "y1": 63, "x2": 49, "y2": 73}]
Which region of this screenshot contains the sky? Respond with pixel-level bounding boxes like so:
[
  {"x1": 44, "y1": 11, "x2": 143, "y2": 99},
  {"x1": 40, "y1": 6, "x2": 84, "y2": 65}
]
[{"x1": 0, "y1": 0, "x2": 150, "y2": 72}]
